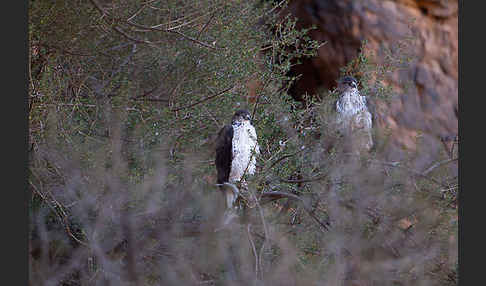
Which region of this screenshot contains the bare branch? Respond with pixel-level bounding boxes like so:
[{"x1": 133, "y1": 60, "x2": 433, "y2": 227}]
[
  {"x1": 88, "y1": 0, "x2": 106, "y2": 16},
  {"x1": 251, "y1": 189, "x2": 269, "y2": 280},
  {"x1": 131, "y1": 97, "x2": 169, "y2": 102},
  {"x1": 127, "y1": 0, "x2": 157, "y2": 22},
  {"x1": 130, "y1": 83, "x2": 161, "y2": 100},
  {"x1": 197, "y1": 12, "x2": 217, "y2": 40},
  {"x1": 89, "y1": 0, "x2": 223, "y2": 49},
  {"x1": 170, "y1": 85, "x2": 235, "y2": 112},
  {"x1": 265, "y1": 149, "x2": 304, "y2": 171},
  {"x1": 167, "y1": 29, "x2": 223, "y2": 50},
  {"x1": 126, "y1": 20, "x2": 223, "y2": 50},
  {"x1": 366, "y1": 158, "x2": 446, "y2": 187},
  {"x1": 279, "y1": 173, "x2": 328, "y2": 184},
  {"x1": 113, "y1": 26, "x2": 157, "y2": 45},
  {"x1": 259, "y1": 190, "x2": 330, "y2": 231},
  {"x1": 246, "y1": 224, "x2": 259, "y2": 280},
  {"x1": 304, "y1": 206, "x2": 331, "y2": 231},
  {"x1": 422, "y1": 157, "x2": 458, "y2": 176},
  {"x1": 259, "y1": 191, "x2": 302, "y2": 202}
]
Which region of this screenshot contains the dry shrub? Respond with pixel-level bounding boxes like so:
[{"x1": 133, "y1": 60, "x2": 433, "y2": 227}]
[{"x1": 28, "y1": 1, "x2": 457, "y2": 285}]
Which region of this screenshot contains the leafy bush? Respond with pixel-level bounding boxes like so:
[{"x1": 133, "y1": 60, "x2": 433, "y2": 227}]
[{"x1": 29, "y1": 1, "x2": 457, "y2": 285}]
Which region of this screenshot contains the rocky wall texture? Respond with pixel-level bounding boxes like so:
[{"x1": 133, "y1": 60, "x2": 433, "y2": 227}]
[{"x1": 283, "y1": 0, "x2": 458, "y2": 163}]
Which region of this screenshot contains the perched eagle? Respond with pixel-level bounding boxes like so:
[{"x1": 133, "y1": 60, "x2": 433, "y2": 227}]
[
  {"x1": 335, "y1": 76, "x2": 373, "y2": 152},
  {"x1": 215, "y1": 109, "x2": 260, "y2": 209}
]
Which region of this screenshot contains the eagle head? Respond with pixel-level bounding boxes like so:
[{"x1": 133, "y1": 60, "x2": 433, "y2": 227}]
[
  {"x1": 232, "y1": 109, "x2": 252, "y2": 125},
  {"x1": 337, "y1": 75, "x2": 358, "y2": 92}
]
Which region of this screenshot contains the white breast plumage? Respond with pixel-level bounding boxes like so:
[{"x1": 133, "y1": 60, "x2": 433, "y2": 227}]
[
  {"x1": 229, "y1": 121, "x2": 259, "y2": 183},
  {"x1": 335, "y1": 87, "x2": 373, "y2": 152},
  {"x1": 336, "y1": 88, "x2": 372, "y2": 131}
]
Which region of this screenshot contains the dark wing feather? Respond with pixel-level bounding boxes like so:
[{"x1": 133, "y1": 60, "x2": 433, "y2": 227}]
[{"x1": 215, "y1": 125, "x2": 233, "y2": 184}]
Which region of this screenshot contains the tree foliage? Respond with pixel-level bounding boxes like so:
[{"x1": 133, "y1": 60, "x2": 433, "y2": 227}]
[{"x1": 28, "y1": 1, "x2": 457, "y2": 285}]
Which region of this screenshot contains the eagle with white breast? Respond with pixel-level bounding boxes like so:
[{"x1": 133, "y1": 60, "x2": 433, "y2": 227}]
[
  {"x1": 215, "y1": 109, "x2": 260, "y2": 209},
  {"x1": 335, "y1": 76, "x2": 373, "y2": 153}
]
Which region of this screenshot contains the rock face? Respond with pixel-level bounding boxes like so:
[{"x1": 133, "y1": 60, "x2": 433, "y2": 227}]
[{"x1": 283, "y1": 0, "x2": 458, "y2": 161}]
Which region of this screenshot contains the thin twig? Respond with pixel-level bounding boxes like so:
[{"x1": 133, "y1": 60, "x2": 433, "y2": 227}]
[
  {"x1": 127, "y1": 1, "x2": 156, "y2": 22},
  {"x1": 197, "y1": 12, "x2": 216, "y2": 40},
  {"x1": 422, "y1": 157, "x2": 458, "y2": 176},
  {"x1": 202, "y1": 105, "x2": 220, "y2": 128},
  {"x1": 259, "y1": 191, "x2": 302, "y2": 202},
  {"x1": 30, "y1": 180, "x2": 88, "y2": 246},
  {"x1": 247, "y1": 224, "x2": 259, "y2": 280},
  {"x1": 88, "y1": 0, "x2": 106, "y2": 16},
  {"x1": 304, "y1": 207, "x2": 331, "y2": 231},
  {"x1": 279, "y1": 173, "x2": 329, "y2": 184},
  {"x1": 265, "y1": 149, "x2": 304, "y2": 172},
  {"x1": 249, "y1": 189, "x2": 269, "y2": 280},
  {"x1": 113, "y1": 26, "x2": 156, "y2": 45},
  {"x1": 152, "y1": 4, "x2": 219, "y2": 30},
  {"x1": 166, "y1": 9, "x2": 215, "y2": 31},
  {"x1": 130, "y1": 83, "x2": 160, "y2": 100},
  {"x1": 259, "y1": 190, "x2": 331, "y2": 231},
  {"x1": 362, "y1": 157, "x2": 447, "y2": 187},
  {"x1": 251, "y1": 84, "x2": 286, "y2": 121},
  {"x1": 167, "y1": 29, "x2": 223, "y2": 50},
  {"x1": 34, "y1": 43, "x2": 99, "y2": 57},
  {"x1": 170, "y1": 85, "x2": 235, "y2": 112},
  {"x1": 127, "y1": 20, "x2": 223, "y2": 50},
  {"x1": 89, "y1": 0, "x2": 222, "y2": 49}
]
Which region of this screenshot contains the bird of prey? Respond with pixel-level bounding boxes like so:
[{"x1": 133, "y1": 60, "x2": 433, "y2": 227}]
[
  {"x1": 215, "y1": 109, "x2": 260, "y2": 209},
  {"x1": 335, "y1": 76, "x2": 373, "y2": 153}
]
